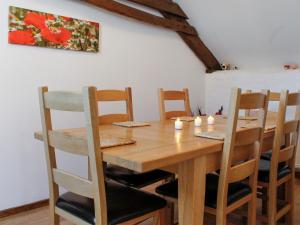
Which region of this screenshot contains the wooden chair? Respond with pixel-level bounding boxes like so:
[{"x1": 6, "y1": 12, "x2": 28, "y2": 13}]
[
  {"x1": 155, "y1": 88, "x2": 270, "y2": 225},
  {"x1": 158, "y1": 88, "x2": 192, "y2": 120},
  {"x1": 97, "y1": 87, "x2": 173, "y2": 189},
  {"x1": 39, "y1": 86, "x2": 167, "y2": 225},
  {"x1": 258, "y1": 90, "x2": 300, "y2": 225}
]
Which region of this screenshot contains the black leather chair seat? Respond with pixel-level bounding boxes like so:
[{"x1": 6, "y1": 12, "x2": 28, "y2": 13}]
[
  {"x1": 56, "y1": 181, "x2": 167, "y2": 225},
  {"x1": 156, "y1": 174, "x2": 252, "y2": 208},
  {"x1": 260, "y1": 150, "x2": 272, "y2": 160},
  {"x1": 105, "y1": 165, "x2": 173, "y2": 188},
  {"x1": 258, "y1": 159, "x2": 291, "y2": 183}
]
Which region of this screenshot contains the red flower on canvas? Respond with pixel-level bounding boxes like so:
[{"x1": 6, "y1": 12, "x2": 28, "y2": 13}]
[
  {"x1": 41, "y1": 27, "x2": 71, "y2": 46},
  {"x1": 47, "y1": 14, "x2": 55, "y2": 20},
  {"x1": 61, "y1": 16, "x2": 72, "y2": 22},
  {"x1": 24, "y1": 12, "x2": 47, "y2": 29},
  {"x1": 89, "y1": 21, "x2": 100, "y2": 28},
  {"x1": 9, "y1": 30, "x2": 36, "y2": 45}
]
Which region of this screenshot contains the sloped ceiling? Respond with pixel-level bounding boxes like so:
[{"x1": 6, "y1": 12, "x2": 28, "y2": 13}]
[{"x1": 177, "y1": 0, "x2": 300, "y2": 69}]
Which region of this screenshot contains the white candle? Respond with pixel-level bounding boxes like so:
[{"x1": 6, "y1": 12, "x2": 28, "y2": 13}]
[
  {"x1": 175, "y1": 118, "x2": 183, "y2": 130},
  {"x1": 207, "y1": 115, "x2": 215, "y2": 125},
  {"x1": 194, "y1": 116, "x2": 202, "y2": 127}
]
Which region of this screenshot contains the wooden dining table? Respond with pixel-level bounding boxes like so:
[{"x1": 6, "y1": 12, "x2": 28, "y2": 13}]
[{"x1": 35, "y1": 115, "x2": 277, "y2": 225}]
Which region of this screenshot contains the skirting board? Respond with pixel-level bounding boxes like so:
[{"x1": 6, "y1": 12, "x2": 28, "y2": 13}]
[{"x1": 0, "y1": 199, "x2": 49, "y2": 219}]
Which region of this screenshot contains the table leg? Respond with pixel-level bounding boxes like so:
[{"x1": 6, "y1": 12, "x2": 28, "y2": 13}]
[{"x1": 178, "y1": 156, "x2": 206, "y2": 225}]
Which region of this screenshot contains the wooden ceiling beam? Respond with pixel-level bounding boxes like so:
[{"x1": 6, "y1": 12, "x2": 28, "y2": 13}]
[
  {"x1": 125, "y1": 0, "x2": 188, "y2": 18},
  {"x1": 83, "y1": 0, "x2": 197, "y2": 35},
  {"x1": 161, "y1": 12, "x2": 222, "y2": 73},
  {"x1": 80, "y1": 0, "x2": 221, "y2": 72}
]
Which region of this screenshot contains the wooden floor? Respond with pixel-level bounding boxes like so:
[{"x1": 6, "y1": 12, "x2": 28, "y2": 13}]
[{"x1": 1, "y1": 179, "x2": 299, "y2": 225}]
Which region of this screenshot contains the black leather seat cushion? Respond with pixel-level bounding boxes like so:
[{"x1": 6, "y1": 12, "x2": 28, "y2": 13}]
[
  {"x1": 258, "y1": 159, "x2": 291, "y2": 183},
  {"x1": 106, "y1": 165, "x2": 173, "y2": 188},
  {"x1": 260, "y1": 150, "x2": 272, "y2": 160},
  {"x1": 156, "y1": 174, "x2": 251, "y2": 208},
  {"x1": 56, "y1": 181, "x2": 166, "y2": 225}
]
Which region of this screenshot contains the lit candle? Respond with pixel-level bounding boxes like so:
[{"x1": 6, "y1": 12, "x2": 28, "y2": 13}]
[
  {"x1": 207, "y1": 115, "x2": 215, "y2": 125},
  {"x1": 194, "y1": 116, "x2": 202, "y2": 127},
  {"x1": 175, "y1": 118, "x2": 183, "y2": 130}
]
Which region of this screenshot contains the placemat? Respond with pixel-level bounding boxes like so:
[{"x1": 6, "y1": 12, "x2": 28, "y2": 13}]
[
  {"x1": 100, "y1": 134, "x2": 136, "y2": 148},
  {"x1": 171, "y1": 116, "x2": 195, "y2": 122},
  {"x1": 113, "y1": 121, "x2": 151, "y2": 128},
  {"x1": 194, "y1": 131, "x2": 225, "y2": 140}
]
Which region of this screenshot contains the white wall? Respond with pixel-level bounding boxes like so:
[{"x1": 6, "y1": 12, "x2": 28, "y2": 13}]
[
  {"x1": 0, "y1": 0, "x2": 206, "y2": 210},
  {"x1": 204, "y1": 69, "x2": 300, "y2": 166},
  {"x1": 177, "y1": 0, "x2": 300, "y2": 69}
]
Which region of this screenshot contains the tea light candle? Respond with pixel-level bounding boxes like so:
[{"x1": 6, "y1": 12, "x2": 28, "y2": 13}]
[
  {"x1": 175, "y1": 118, "x2": 183, "y2": 130},
  {"x1": 194, "y1": 116, "x2": 202, "y2": 127},
  {"x1": 207, "y1": 115, "x2": 215, "y2": 125}
]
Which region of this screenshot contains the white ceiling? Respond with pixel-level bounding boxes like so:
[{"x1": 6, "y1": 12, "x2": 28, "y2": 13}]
[{"x1": 176, "y1": 0, "x2": 300, "y2": 69}]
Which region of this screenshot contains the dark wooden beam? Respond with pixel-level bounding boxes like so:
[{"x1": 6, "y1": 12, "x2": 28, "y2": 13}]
[
  {"x1": 161, "y1": 12, "x2": 221, "y2": 73},
  {"x1": 80, "y1": 0, "x2": 221, "y2": 72},
  {"x1": 125, "y1": 0, "x2": 188, "y2": 19},
  {"x1": 83, "y1": 0, "x2": 197, "y2": 35}
]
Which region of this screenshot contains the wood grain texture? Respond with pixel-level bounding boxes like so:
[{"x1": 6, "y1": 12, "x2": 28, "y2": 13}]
[
  {"x1": 83, "y1": 0, "x2": 196, "y2": 35},
  {"x1": 126, "y1": 0, "x2": 188, "y2": 18}
]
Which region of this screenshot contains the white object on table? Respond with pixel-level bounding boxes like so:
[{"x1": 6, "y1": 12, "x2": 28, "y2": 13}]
[
  {"x1": 207, "y1": 115, "x2": 215, "y2": 125},
  {"x1": 175, "y1": 118, "x2": 183, "y2": 130},
  {"x1": 194, "y1": 116, "x2": 202, "y2": 127}
]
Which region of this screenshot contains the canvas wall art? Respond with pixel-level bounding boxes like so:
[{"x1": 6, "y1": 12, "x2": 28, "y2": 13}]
[{"x1": 8, "y1": 6, "x2": 100, "y2": 52}]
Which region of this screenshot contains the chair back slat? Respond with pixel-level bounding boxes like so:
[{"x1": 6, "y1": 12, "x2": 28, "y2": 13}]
[
  {"x1": 53, "y1": 169, "x2": 93, "y2": 198},
  {"x1": 228, "y1": 159, "x2": 257, "y2": 183},
  {"x1": 283, "y1": 120, "x2": 299, "y2": 134},
  {"x1": 44, "y1": 91, "x2": 84, "y2": 112},
  {"x1": 235, "y1": 127, "x2": 261, "y2": 147},
  {"x1": 96, "y1": 90, "x2": 127, "y2": 101},
  {"x1": 232, "y1": 144, "x2": 254, "y2": 163},
  {"x1": 239, "y1": 92, "x2": 267, "y2": 109},
  {"x1": 158, "y1": 88, "x2": 192, "y2": 120},
  {"x1": 163, "y1": 90, "x2": 186, "y2": 100},
  {"x1": 48, "y1": 131, "x2": 88, "y2": 156},
  {"x1": 287, "y1": 93, "x2": 300, "y2": 106},
  {"x1": 99, "y1": 113, "x2": 130, "y2": 125},
  {"x1": 97, "y1": 87, "x2": 133, "y2": 125},
  {"x1": 165, "y1": 111, "x2": 189, "y2": 119},
  {"x1": 278, "y1": 145, "x2": 295, "y2": 163},
  {"x1": 269, "y1": 92, "x2": 281, "y2": 101}
]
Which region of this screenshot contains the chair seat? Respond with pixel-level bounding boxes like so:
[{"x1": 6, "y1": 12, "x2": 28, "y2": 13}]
[
  {"x1": 56, "y1": 181, "x2": 167, "y2": 225},
  {"x1": 155, "y1": 174, "x2": 252, "y2": 208},
  {"x1": 260, "y1": 150, "x2": 272, "y2": 160},
  {"x1": 105, "y1": 165, "x2": 173, "y2": 188},
  {"x1": 258, "y1": 159, "x2": 291, "y2": 183}
]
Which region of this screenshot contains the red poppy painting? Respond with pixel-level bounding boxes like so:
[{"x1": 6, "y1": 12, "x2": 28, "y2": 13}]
[{"x1": 9, "y1": 6, "x2": 100, "y2": 52}]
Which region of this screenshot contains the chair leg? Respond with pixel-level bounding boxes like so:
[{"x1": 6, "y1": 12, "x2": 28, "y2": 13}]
[
  {"x1": 216, "y1": 212, "x2": 227, "y2": 225},
  {"x1": 247, "y1": 195, "x2": 257, "y2": 225},
  {"x1": 286, "y1": 177, "x2": 294, "y2": 225},
  {"x1": 261, "y1": 187, "x2": 268, "y2": 216},
  {"x1": 50, "y1": 212, "x2": 60, "y2": 225},
  {"x1": 158, "y1": 208, "x2": 167, "y2": 225},
  {"x1": 267, "y1": 185, "x2": 277, "y2": 225}
]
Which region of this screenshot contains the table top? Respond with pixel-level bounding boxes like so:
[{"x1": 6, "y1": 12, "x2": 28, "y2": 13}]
[{"x1": 35, "y1": 115, "x2": 276, "y2": 172}]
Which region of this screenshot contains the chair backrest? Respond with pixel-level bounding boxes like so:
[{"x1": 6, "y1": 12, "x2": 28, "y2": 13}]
[
  {"x1": 96, "y1": 87, "x2": 133, "y2": 125},
  {"x1": 158, "y1": 88, "x2": 192, "y2": 120},
  {"x1": 245, "y1": 91, "x2": 279, "y2": 116},
  {"x1": 39, "y1": 86, "x2": 108, "y2": 225},
  {"x1": 269, "y1": 90, "x2": 300, "y2": 184},
  {"x1": 217, "y1": 88, "x2": 269, "y2": 213}
]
